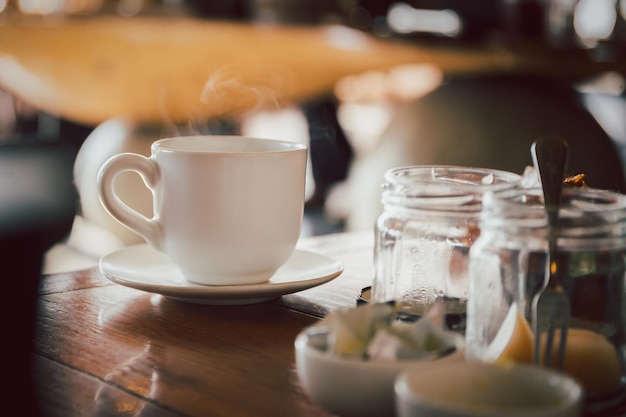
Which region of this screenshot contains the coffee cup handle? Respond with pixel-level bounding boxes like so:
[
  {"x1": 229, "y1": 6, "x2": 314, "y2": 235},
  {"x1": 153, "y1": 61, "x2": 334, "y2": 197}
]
[{"x1": 97, "y1": 153, "x2": 163, "y2": 249}]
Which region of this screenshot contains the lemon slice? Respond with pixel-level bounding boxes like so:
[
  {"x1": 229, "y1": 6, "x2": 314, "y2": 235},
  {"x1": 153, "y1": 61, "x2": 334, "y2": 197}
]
[
  {"x1": 478, "y1": 301, "x2": 622, "y2": 396},
  {"x1": 483, "y1": 302, "x2": 534, "y2": 364}
]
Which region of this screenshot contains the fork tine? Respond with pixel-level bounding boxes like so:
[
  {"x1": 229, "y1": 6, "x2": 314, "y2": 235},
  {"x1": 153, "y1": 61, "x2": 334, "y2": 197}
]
[
  {"x1": 532, "y1": 295, "x2": 543, "y2": 365},
  {"x1": 544, "y1": 326, "x2": 555, "y2": 367},
  {"x1": 532, "y1": 288, "x2": 570, "y2": 370},
  {"x1": 556, "y1": 306, "x2": 569, "y2": 370}
]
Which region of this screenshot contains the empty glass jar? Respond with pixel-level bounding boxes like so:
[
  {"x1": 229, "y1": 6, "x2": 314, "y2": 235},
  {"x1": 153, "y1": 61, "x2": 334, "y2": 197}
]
[
  {"x1": 371, "y1": 165, "x2": 522, "y2": 332},
  {"x1": 466, "y1": 187, "x2": 626, "y2": 413}
]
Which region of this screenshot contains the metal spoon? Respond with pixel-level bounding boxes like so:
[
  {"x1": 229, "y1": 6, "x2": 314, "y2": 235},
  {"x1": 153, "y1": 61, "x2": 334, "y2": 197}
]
[{"x1": 530, "y1": 135, "x2": 570, "y2": 369}]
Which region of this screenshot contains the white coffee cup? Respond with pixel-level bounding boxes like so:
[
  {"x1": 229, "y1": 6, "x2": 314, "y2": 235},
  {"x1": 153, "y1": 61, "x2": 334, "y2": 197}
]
[{"x1": 97, "y1": 135, "x2": 307, "y2": 286}]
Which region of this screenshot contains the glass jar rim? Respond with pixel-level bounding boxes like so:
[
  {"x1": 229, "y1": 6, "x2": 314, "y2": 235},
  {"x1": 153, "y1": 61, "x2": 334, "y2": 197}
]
[
  {"x1": 482, "y1": 187, "x2": 626, "y2": 215},
  {"x1": 382, "y1": 165, "x2": 522, "y2": 195},
  {"x1": 480, "y1": 187, "x2": 626, "y2": 240},
  {"x1": 380, "y1": 166, "x2": 522, "y2": 212}
]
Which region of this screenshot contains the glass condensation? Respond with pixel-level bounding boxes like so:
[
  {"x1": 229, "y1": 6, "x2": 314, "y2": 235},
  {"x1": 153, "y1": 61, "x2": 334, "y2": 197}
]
[
  {"x1": 372, "y1": 166, "x2": 522, "y2": 332},
  {"x1": 466, "y1": 187, "x2": 626, "y2": 413}
]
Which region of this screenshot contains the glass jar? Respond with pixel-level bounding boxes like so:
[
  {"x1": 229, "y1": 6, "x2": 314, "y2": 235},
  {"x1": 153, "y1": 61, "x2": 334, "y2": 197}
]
[
  {"x1": 372, "y1": 165, "x2": 522, "y2": 332},
  {"x1": 467, "y1": 187, "x2": 626, "y2": 413}
]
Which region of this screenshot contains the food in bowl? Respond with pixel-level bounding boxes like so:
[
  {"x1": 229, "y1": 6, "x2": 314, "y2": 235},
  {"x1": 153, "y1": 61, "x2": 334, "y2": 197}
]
[
  {"x1": 395, "y1": 361, "x2": 583, "y2": 417},
  {"x1": 294, "y1": 302, "x2": 464, "y2": 417}
]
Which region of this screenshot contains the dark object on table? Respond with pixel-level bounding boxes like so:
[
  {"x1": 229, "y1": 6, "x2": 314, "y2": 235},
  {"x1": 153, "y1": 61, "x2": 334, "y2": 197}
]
[
  {"x1": 378, "y1": 75, "x2": 626, "y2": 193},
  {"x1": 0, "y1": 141, "x2": 76, "y2": 417}
]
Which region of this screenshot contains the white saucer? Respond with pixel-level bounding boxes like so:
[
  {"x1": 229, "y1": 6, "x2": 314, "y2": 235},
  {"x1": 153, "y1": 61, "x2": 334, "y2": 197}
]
[{"x1": 99, "y1": 244, "x2": 343, "y2": 305}]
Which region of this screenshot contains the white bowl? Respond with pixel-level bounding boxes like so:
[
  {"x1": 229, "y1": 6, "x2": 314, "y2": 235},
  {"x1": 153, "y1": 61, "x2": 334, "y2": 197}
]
[
  {"x1": 294, "y1": 325, "x2": 464, "y2": 417},
  {"x1": 395, "y1": 361, "x2": 583, "y2": 417}
]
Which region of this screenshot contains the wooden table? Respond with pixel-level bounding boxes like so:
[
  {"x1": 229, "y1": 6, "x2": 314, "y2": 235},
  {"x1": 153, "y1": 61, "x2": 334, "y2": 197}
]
[
  {"x1": 33, "y1": 231, "x2": 626, "y2": 417},
  {"x1": 34, "y1": 231, "x2": 374, "y2": 417}
]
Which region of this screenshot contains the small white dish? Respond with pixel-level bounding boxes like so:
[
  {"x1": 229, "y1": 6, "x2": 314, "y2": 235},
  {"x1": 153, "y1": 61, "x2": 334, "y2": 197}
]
[
  {"x1": 294, "y1": 323, "x2": 464, "y2": 417},
  {"x1": 99, "y1": 244, "x2": 343, "y2": 305},
  {"x1": 395, "y1": 361, "x2": 583, "y2": 417}
]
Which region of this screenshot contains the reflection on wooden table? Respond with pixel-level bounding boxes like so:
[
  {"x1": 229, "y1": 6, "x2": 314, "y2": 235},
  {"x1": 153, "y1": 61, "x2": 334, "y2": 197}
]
[
  {"x1": 35, "y1": 231, "x2": 626, "y2": 417},
  {"x1": 35, "y1": 231, "x2": 373, "y2": 417}
]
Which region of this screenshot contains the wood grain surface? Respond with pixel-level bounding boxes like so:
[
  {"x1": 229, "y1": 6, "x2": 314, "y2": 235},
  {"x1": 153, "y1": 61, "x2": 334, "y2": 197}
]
[{"x1": 33, "y1": 231, "x2": 626, "y2": 416}]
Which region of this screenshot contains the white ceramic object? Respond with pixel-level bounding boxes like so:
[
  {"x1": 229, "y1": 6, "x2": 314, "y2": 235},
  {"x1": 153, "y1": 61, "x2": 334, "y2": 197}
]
[
  {"x1": 98, "y1": 135, "x2": 307, "y2": 286},
  {"x1": 395, "y1": 361, "x2": 583, "y2": 417},
  {"x1": 74, "y1": 118, "x2": 159, "y2": 246},
  {"x1": 99, "y1": 244, "x2": 342, "y2": 305},
  {"x1": 294, "y1": 324, "x2": 464, "y2": 417}
]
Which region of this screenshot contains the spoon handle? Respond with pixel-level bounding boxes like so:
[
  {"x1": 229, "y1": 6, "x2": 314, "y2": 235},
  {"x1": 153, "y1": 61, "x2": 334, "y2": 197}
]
[
  {"x1": 531, "y1": 135, "x2": 569, "y2": 289},
  {"x1": 531, "y1": 135, "x2": 569, "y2": 211},
  {"x1": 530, "y1": 135, "x2": 570, "y2": 370}
]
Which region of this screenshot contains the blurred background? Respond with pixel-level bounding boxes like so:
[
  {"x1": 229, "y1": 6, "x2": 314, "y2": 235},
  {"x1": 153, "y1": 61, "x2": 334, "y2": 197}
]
[{"x1": 1, "y1": 0, "x2": 626, "y2": 273}]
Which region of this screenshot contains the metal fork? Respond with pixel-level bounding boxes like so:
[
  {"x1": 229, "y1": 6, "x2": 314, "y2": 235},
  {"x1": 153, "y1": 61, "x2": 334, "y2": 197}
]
[{"x1": 530, "y1": 136, "x2": 570, "y2": 370}]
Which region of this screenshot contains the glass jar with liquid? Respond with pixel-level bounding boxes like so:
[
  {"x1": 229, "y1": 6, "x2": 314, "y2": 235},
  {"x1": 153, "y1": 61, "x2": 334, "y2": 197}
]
[
  {"x1": 466, "y1": 187, "x2": 626, "y2": 414},
  {"x1": 371, "y1": 165, "x2": 522, "y2": 332}
]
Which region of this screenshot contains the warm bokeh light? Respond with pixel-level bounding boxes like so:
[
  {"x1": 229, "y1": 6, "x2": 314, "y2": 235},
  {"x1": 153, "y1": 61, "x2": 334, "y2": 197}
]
[
  {"x1": 334, "y1": 63, "x2": 444, "y2": 104},
  {"x1": 336, "y1": 102, "x2": 394, "y2": 155},
  {"x1": 323, "y1": 24, "x2": 369, "y2": 51},
  {"x1": 387, "y1": 2, "x2": 462, "y2": 37},
  {"x1": 18, "y1": 0, "x2": 64, "y2": 14},
  {"x1": 574, "y1": 0, "x2": 617, "y2": 42},
  {"x1": 14, "y1": 0, "x2": 102, "y2": 14},
  {"x1": 117, "y1": 0, "x2": 143, "y2": 17}
]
